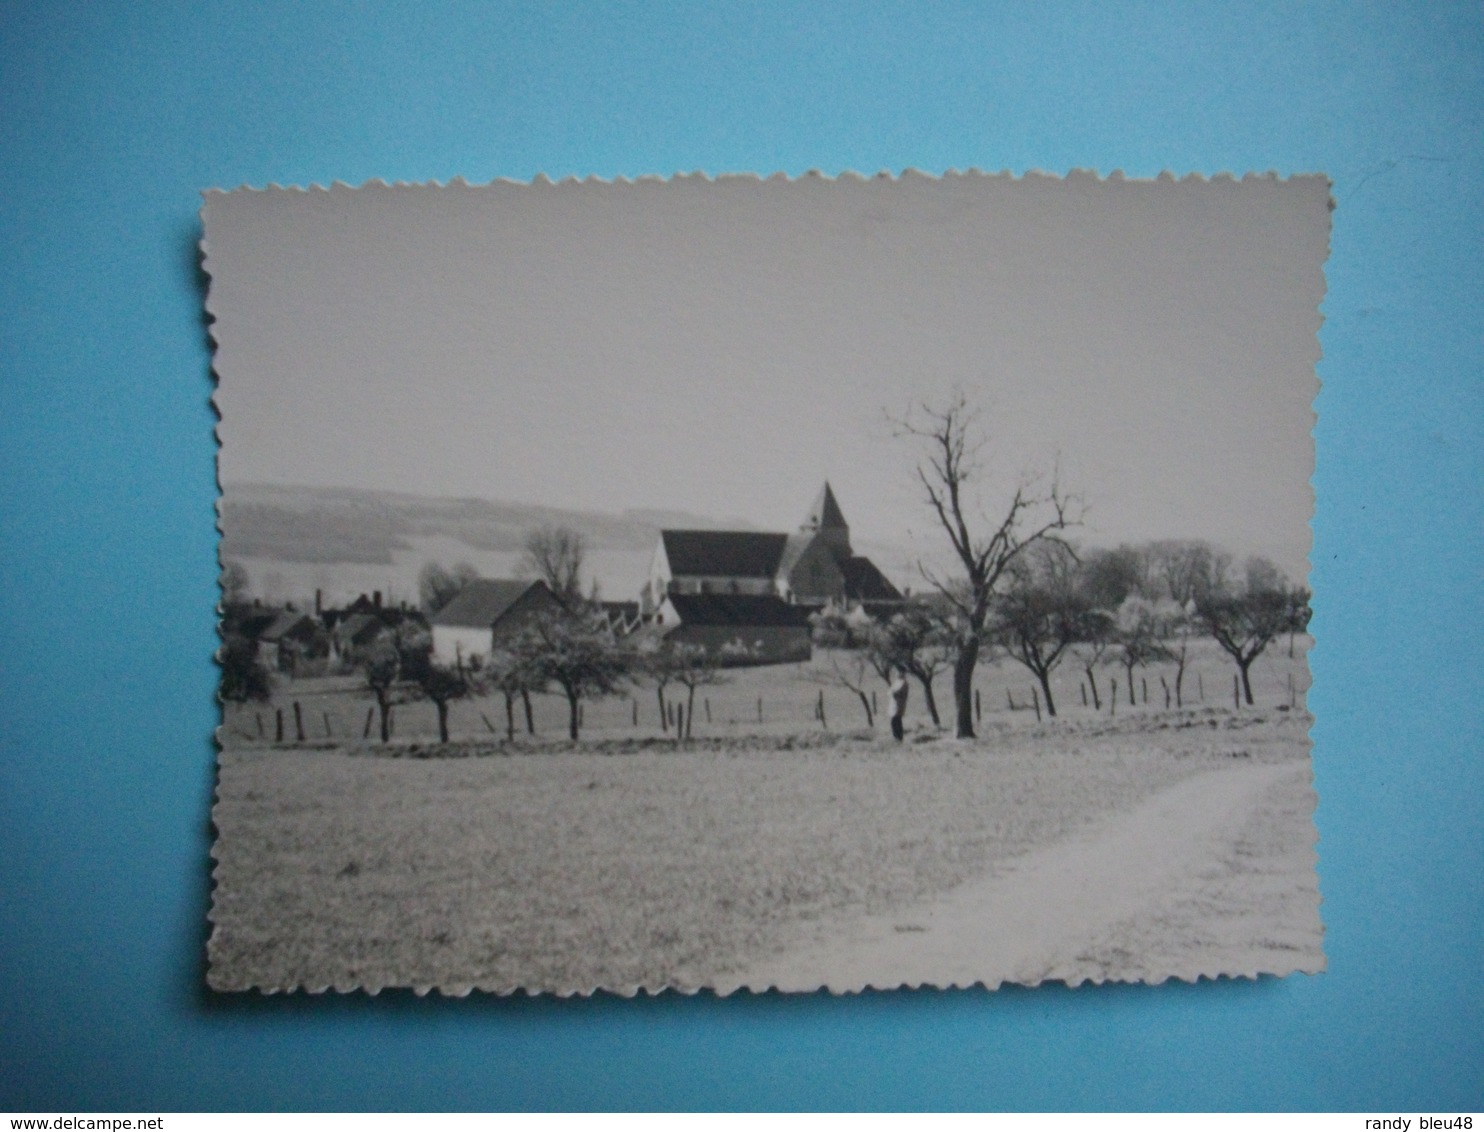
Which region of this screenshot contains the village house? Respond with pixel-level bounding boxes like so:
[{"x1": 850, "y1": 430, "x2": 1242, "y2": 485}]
[
  {"x1": 429, "y1": 578, "x2": 564, "y2": 668},
  {"x1": 650, "y1": 592, "x2": 814, "y2": 665}
]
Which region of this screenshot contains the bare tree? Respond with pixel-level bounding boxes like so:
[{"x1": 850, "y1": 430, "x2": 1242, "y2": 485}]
[
  {"x1": 361, "y1": 641, "x2": 401, "y2": 743},
  {"x1": 1195, "y1": 571, "x2": 1292, "y2": 706},
  {"x1": 1112, "y1": 597, "x2": 1175, "y2": 706},
  {"x1": 815, "y1": 648, "x2": 878, "y2": 728},
  {"x1": 865, "y1": 602, "x2": 953, "y2": 728},
  {"x1": 415, "y1": 661, "x2": 470, "y2": 743},
  {"x1": 522, "y1": 526, "x2": 585, "y2": 605},
  {"x1": 514, "y1": 607, "x2": 627, "y2": 740},
  {"x1": 221, "y1": 560, "x2": 252, "y2": 609},
  {"x1": 664, "y1": 643, "x2": 729, "y2": 739},
  {"x1": 418, "y1": 560, "x2": 479, "y2": 614},
  {"x1": 992, "y1": 544, "x2": 1089, "y2": 718},
  {"x1": 893, "y1": 391, "x2": 1079, "y2": 738}
]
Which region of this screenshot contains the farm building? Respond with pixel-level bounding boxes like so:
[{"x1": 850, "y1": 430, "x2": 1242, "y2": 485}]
[
  {"x1": 257, "y1": 609, "x2": 323, "y2": 672},
  {"x1": 429, "y1": 578, "x2": 563, "y2": 667},
  {"x1": 330, "y1": 612, "x2": 392, "y2": 662},
  {"x1": 651, "y1": 592, "x2": 814, "y2": 665},
  {"x1": 640, "y1": 483, "x2": 903, "y2": 614}
]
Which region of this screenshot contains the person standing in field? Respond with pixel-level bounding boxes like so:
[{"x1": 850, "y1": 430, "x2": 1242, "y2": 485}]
[{"x1": 889, "y1": 667, "x2": 910, "y2": 741}]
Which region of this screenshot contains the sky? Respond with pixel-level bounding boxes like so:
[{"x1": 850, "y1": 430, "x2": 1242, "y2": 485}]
[{"x1": 206, "y1": 171, "x2": 1328, "y2": 582}]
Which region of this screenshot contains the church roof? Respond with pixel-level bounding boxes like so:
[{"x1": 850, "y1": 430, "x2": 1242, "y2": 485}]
[
  {"x1": 431, "y1": 579, "x2": 551, "y2": 628},
  {"x1": 802, "y1": 482, "x2": 848, "y2": 531},
  {"x1": 661, "y1": 531, "x2": 789, "y2": 578},
  {"x1": 840, "y1": 556, "x2": 904, "y2": 602}
]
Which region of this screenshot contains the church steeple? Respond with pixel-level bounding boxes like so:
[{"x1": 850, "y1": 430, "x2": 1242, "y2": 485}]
[
  {"x1": 802, "y1": 481, "x2": 848, "y2": 533},
  {"x1": 799, "y1": 482, "x2": 851, "y2": 562}
]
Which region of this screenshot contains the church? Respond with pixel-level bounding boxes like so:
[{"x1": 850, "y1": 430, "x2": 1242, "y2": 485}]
[{"x1": 638, "y1": 484, "x2": 903, "y2": 662}]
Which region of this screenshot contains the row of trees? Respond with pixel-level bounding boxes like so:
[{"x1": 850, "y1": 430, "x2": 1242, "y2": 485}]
[{"x1": 888, "y1": 392, "x2": 1310, "y2": 737}]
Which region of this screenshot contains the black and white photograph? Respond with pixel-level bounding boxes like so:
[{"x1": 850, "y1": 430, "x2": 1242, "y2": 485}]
[{"x1": 206, "y1": 171, "x2": 1328, "y2": 995}]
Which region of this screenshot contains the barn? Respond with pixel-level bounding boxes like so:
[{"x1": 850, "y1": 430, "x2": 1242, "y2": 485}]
[{"x1": 429, "y1": 578, "x2": 563, "y2": 667}]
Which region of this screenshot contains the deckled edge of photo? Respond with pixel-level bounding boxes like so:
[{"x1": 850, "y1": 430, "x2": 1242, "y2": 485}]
[{"x1": 202, "y1": 167, "x2": 1331, "y2": 998}]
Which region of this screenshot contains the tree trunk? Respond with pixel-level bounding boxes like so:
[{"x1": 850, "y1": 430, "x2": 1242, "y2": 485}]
[
  {"x1": 1083, "y1": 666, "x2": 1101, "y2": 710},
  {"x1": 855, "y1": 689, "x2": 874, "y2": 728},
  {"x1": 436, "y1": 699, "x2": 450, "y2": 743},
  {"x1": 567, "y1": 691, "x2": 580, "y2": 740},
  {"x1": 1124, "y1": 661, "x2": 1137, "y2": 705},
  {"x1": 686, "y1": 686, "x2": 697, "y2": 739},
  {"x1": 504, "y1": 692, "x2": 515, "y2": 741},
  {"x1": 522, "y1": 689, "x2": 535, "y2": 734},
  {"x1": 917, "y1": 675, "x2": 941, "y2": 728},
  {"x1": 1239, "y1": 659, "x2": 1255, "y2": 706},
  {"x1": 1037, "y1": 670, "x2": 1057, "y2": 717},
  {"x1": 657, "y1": 686, "x2": 668, "y2": 732},
  {"x1": 377, "y1": 693, "x2": 391, "y2": 743},
  {"x1": 953, "y1": 638, "x2": 980, "y2": 739}
]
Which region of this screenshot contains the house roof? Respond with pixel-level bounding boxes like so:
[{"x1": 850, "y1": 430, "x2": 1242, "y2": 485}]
[
  {"x1": 664, "y1": 592, "x2": 814, "y2": 628},
  {"x1": 661, "y1": 531, "x2": 789, "y2": 578},
  {"x1": 260, "y1": 610, "x2": 316, "y2": 641},
  {"x1": 333, "y1": 612, "x2": 387, "y2": 645},
  {"x1": 840, "y1": 556, "x2": 904, "y2": 602},
  {"x1": 802, "y1": 482, "x2": 848, "y2": 531},
  {"x1": 430, "y1": 579, "x2": 549, "y2": 629}
]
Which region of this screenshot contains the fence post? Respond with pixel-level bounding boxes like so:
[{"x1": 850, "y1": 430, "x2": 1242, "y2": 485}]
[
  {"x1": 705, "y1": 698, "x2": 712, "y2": 724},
  {"x1": 293, "y1": 701, "x2": 305, "y2": 742},
  {"x1": 1233, "y1": 674, "x2": 1240, "y2": 709},
  {"x1": 1160, "y1": 675, "x2": 1171, "y2": 710},
  {"x1": 363, "y1": 707, "x2": 373, "y2": 739},
  {"x1": 1080, "y1": 683, "x2": 1088, "y2": 707},
  {"x1": 275, "y1": 708, "x2": 284, "y2": 743},
  {"x1": 1006, "y1": 689, "x2": 1015, "y2": 712},
  {"x1": 1031, "y1": 687, "x2": 1042, "y2": 722},
  {"x1": 757, "y1": 696, "x2": 763, "y2": 724},
  {"x1": 323, "y1": 710, "x2": 333, "y2": 738},
  {"x1": 975, "y1": 689, "x2": 982, "y2": 723},
  {"x1": 481, "y1": 712, "x2": 498, "y2": 734},
  {"x1": 1109, "y1": 680, "x2": 1117, "y2": 717},
  {"x1": 632, "y1": 699, "x2": 639, "y2": 727},
  {"x1": 1198, "y1": 673, "x2": 1205, "y2": 702},
  {"x1": 817, "y1": 690, "x2": 827, "y2": 730},
  {"x1": 1141, "y1": 677, "x2": 1148, "y2": 705}
]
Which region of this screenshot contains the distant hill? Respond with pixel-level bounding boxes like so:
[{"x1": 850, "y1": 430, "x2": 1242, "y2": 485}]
[{"x1": 219, "y1": 483, "x2": 757, "y2": 566}]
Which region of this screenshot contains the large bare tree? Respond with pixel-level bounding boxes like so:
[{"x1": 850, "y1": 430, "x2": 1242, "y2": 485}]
[
  {"x1": 522, "y1": 525, "x2": 586, "y2": 605},
  {"x1": 895, "y1": 391, "x2": 1079, "y2": 738}
]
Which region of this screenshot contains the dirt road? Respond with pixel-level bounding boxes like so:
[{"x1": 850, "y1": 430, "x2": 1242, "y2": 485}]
[{"x1": 732, "y1": 759, "x2": 1323, "y2": 993}]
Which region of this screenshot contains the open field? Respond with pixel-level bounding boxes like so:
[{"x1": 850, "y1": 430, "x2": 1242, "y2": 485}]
[{"x1": 209, "y1": 694, "x2": 1321, "y2": 994}]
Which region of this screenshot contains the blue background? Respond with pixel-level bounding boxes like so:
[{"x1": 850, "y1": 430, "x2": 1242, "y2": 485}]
[{"x1": 2, "y1": 1, "x2": 1480, "y2": 1112}]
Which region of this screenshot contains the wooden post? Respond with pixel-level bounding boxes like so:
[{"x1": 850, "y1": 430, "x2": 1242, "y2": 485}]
[
  {"x1": 255, "y1": 712, "x2": 265, "y2": 738},
  {"x1": 705, "y1": 698, "x2": 712, "y2": 724},
  {"x1": 480, "y1": 712, "x2": 498, "y2": 734},
  {"x1": 275, "y1": 708, "x2": 284, "y2": 743},
  {"x1": 1031, "y1": 687, "x2": 1042, "y2": 722},
  {"x1": 1160, "y1": 675, "x2": 1171, "y2": 710},
  {"x1": 817, "y1": 690, "x2": 827, "y2": 730},
  {"x1": 1080, "y1": 683, "x2": 1088, "y2": 707},
  {"x1": 975, "y1": 689, "x2": 982, "y2": 722},
  {"x1": 1109, "y1": 680, "x2": 1117, "y2": 717},
  {"x1": 1288, "y1": 672, "x2": 1296, "y2": 709},
  {"x1": 389, "y1": 706, "x2": 395, "y2": 737},
  {"x1": 632, "y1": 699, "x2": 639, "y2": 726},
  {"x1": 1198, "y1": 673, "x2": 1205, "y2": 702},
  {"x1": 675, "y1": 704, "x2": 685, "y2": 740},
  {"x1": 1006, "y1": 688, "x2": 1015, "y2": 712},
  {"x1": 757, "y1": 696, "x2": 763, "y2": 723},
  {"x1": 1141, "y1": 678, "x2": 1148, "y2": 705},
  {"x1": 871, "y1": 690, "x2": 878, "y2": 717},
  {"x1": 293, "y1": 701, "x2": 305, "y2": 742},
  {"x1": 1233, "y1": 674, "x2": 1241, "y2": 709},
  {"x1": 323, "y1": 710, "x2": 333, "y2": 738},
  {"x1": 363, "y1": 707, "x2": 374, "y2": 739}
]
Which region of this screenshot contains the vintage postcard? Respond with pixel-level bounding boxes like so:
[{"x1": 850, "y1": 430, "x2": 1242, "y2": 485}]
[{"x1": 205, "y1": 170, "x2": 1328, "y2": 994}]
